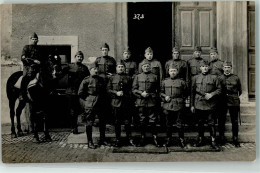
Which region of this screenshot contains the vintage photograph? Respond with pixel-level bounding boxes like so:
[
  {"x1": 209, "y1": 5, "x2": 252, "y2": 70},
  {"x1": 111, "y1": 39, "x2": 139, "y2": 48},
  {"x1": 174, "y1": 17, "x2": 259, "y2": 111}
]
[{"x1": 1, "y1": 1, "x2": 256, "y2": 163}]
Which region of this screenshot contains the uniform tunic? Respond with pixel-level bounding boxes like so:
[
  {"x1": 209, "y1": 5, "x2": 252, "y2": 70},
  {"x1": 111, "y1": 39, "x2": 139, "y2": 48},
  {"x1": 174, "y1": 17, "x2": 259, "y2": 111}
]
[
  {"x1": 187, "y1": 57, "x2": 204, "y2": 85},
  {"x1": 138, "y1": 59, "x2": 163, "y2": 81},
  {"x1": 209, "y1": 59, "x2": 224, "y2": 76},
  {"x1": 123, "y1": 60, "x2": 138, "y2": 77},
  {"x1": 78, "y1": 75, "x2": 106, "y2": 126},
  {"x1": 95, "y1": 56, "x2": 116, "y2": 81},
  {"x1": 165, "y1": 59, "x2": 188, "y2": 81}
]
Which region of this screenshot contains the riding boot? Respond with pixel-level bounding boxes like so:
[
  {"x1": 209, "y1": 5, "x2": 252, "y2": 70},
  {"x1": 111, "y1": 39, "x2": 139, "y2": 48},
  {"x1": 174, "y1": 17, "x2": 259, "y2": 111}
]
[
  {"x1": 33, "y1": 132, "x2": 40, "y2": 143},
  {"x1": 139, "y1": 124, "x2": 146, "y2": 146},
  {"x1": 233, "y1": 136, "x2": 240, "y2": 147},
  {"x1": 125, "y1": 124, "x2": 135, "y2": 146},
  {"x1": 114, "y1": 124, "x2": 121, "y2": 147},
  {"x1": 194, "y1": 124, "x2": 204, "y2": 147},
  {"x1": 209, "y1": 125, "x2": 217, "y2": 149},
  {"x1": 19, "y1": 76, "x2": 30, "y2": 101},
  {"x1": 44, "y1": 131, "x2": 52, "y2": 142},
  {"x1": 86, "y1": 126, "x2": 95, "y2": 149},
  {"x1": 151, "y1": 124, "x2": 159, "y2": 147},
  {"x1": 164, "y1": 127, "x2": 172, "y2": 147},
  {"x1": 178, "y1": 128, "x2": 185, "y2": 148},
  {"x1": 98, "y1": 123, "x2": 108, "y2": 146}
]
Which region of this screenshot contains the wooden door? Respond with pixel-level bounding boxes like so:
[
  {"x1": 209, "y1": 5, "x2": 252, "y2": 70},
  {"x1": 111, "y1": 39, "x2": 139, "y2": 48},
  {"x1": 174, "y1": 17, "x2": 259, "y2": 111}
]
[
  {"x1": 174, "y1": 2, "x2": 216, "y2": 61},
  {"x1": 248, "y1": 2, "x2": 255, "y2": 99}
]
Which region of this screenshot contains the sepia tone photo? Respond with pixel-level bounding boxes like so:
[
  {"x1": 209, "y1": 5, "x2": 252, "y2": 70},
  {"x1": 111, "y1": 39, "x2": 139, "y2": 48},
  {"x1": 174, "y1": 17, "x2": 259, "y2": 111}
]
[{"x1": 0, "y1": 1, "x2": 256, "y2": 163}]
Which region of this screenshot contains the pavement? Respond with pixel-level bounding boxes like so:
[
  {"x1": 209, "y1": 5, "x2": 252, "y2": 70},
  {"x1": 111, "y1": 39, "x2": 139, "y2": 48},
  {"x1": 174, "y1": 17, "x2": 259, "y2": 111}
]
[{"x1": 1, "y1": 127, "x2": 256, "y2": 163}]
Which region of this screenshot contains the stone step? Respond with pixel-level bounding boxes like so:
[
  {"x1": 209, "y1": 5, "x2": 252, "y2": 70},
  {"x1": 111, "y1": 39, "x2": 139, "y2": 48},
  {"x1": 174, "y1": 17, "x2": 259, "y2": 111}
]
[
  {"x1": 240, "y1": 103, "x2": 256, "y2": 114},
  {"x1": 77, "y1": 123, "x2": 255, "y2": 134},
  {"x1": 67, "y1": 131, "x2": 255, "y2": 144},
  {"x1": 225, "y1": 114, "x2": 255, "y2": 124}
]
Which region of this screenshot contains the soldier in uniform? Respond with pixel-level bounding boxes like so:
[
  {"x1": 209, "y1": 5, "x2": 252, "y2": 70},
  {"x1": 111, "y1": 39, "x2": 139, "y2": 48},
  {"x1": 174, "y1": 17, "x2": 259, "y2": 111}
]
[
  {"x1": 221, "y1": 61, "x2": 242, "y2": 147},
  {"x1": 191, "y1": 60, "x2": 222, "y2": 149},
  {"x1": 161, "y1": 64, "x2": 188, "y2": 148},
  {"x1": 95, "y1": 43, "x2": 116, "y2": 125},
  {"x1": 138, "y1": 47, "x2": 163, "y2": 82},
  {"x1": 78, "y1": 64, "x2": 106, "y2": 149},
  {"x1": 20, "y1": 32, "x2": 43, "y2": 101},
  {"x1": 133, "y1": 59, "x2": 160, "y2": 147},
  {"x1": 62, "y1": 51, "x2": 90, "y2": 134},
  {"x1": 187, "y1": 46, "x2": 204, "y2": 91},
  {"x1": 208, "y1": 47, "x2": 226, "y2": 144},
  {"x1": 121, "y1": 47, "x2": 138, "y2": 78},
  {"x1": 165, "y1": 47, "x2": 187, "y2": 81},
  {"x1": 107, "y1": 60, "x2": 135, "y2": 147}
]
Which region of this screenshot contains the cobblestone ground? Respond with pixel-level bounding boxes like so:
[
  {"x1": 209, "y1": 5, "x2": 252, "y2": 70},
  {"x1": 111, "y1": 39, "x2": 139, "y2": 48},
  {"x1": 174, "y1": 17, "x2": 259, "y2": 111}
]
[{"x1": 2, "y1": 131, "x2": 256, "y2": 163}]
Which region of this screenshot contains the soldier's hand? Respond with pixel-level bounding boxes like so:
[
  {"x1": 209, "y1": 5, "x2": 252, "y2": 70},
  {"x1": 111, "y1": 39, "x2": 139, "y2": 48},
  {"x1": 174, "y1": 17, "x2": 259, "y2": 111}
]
[
  {"x1": 205, "y1": 93, "x2": 213, "y2": 100},
  {"x1": 34, "y1": 60, "x2": 41, "y2": 64},
  {"x1": 107, "y1": 73, "x2": 113, "y2": 76},
  {"x1": 21, "y1": 55, "x2": 26, "y2": 59},
  {"x1": 116, "y1": 91, "x2": 123, "y2": 97},
  {"x1": 191, "y1": 106, "x2": 195, "y2": 113},
  {"x1": 141, "y1": 91, "x2": 148, "y2": 98},
  {"x1": 165, "y1": 96, "x2": 171, "y2": 102}
]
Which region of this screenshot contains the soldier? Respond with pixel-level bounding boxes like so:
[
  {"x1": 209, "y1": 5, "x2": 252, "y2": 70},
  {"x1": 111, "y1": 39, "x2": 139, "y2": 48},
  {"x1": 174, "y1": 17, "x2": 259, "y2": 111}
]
[
  {"x1": 63, "y1": 51, "x2": 90, "y2": 134},
  {"x1": 107, "y1": 60, "x2": 135, "y2": 147},
  {"x1": 95, "y1": 43, "x2": 116, "y2": 125},
  {"x1": 133, "y1": 59, "x2": 160, "y2": 147},
  {"x1": 221, "y1": 61, "x2": 242, "y2": 147},
  {"x1": 20, "y1": 32, "x2": 43, "y2": 101},
  {"x1": 78, "y1": 63, "x2": 106, "y2": 149},
  {"x1": 190, "y1": 60, "x2": 222, "y2": 149},
  {"x1": 187, "y1": 46, "x2": 204, "y2": 91},
  {"x1": 138, "y1": 47, "x2": 163, "y2": 82},
  {"x1": 121, "y1": 47, "x2": 138, "y2": 78},
  {"x1": 165, "y1": 47, "x2": 187, "y2": 81},
  {"x1": 161, "y1": 64, "x2": 188, "y2": 148},
  {"x1": 208, "y1": 47, "x2": 226, "y2": 144}
]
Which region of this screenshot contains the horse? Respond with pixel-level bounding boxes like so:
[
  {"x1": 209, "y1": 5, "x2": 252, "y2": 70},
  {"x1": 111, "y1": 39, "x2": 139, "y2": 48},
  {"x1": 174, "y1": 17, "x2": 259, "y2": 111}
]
[{"x1": 6, "y1": 55, "x2": 62, "y2": 142}]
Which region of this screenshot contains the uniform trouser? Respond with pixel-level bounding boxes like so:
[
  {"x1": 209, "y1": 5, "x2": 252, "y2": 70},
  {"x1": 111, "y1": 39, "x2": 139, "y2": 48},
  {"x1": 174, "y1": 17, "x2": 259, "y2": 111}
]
[
  {"x1": 195, "y1": 109, "x2": 216, "y2": 138},
  {"x1": 220, "y1": 106, "x2": 239, "y2": 138},
  {"x1": 67, "y1": 95, "x2": 81, "y2": 130},
  {"x1": 113, "y1": 107, "x2": 132, "y2": 139},
  {"x1": 138, "y1": 106, "x2": 157, "y2": 135},
  {"x1": 214, "y1": 101, "x2": 227, "y2": 137},
  {"x1": 163, "y1": 109, "x2": 184, "y2": 139},
  {"x1": 83, "y1": 107, "x2": 106, "y2": 142}
]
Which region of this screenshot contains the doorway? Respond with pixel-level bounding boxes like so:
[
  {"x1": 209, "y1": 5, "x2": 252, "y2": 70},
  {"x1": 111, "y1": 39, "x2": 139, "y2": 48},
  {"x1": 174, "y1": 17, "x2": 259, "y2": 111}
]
[{"x1": 128, "y1": 2, "x2": 173, "y2": 67}]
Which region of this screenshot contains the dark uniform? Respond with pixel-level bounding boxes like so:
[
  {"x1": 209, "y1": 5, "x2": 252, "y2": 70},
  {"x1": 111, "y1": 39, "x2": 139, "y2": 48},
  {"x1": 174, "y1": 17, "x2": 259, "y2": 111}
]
[
  {"x1": 78, "y1": 65, "x2": 106, "y2": 148},
  {"x1": 95, "y1": 43, "x2": 116, "y2": 124},
  {"x1": 221, "y1": 61, "x2": 242, "y2": 147},
  {"x1": 191, "y1": 60, "x2": 222, "y2": 148},
  {"x1": 187, "y1": 46, "x2": 205, "y2": 91},
  {"x1": 107, "y1": 61, "x2": 134, "y2": 146},
  {"x1": 133, "y1": 59, "x2": 160, "y2": 146},
  {"x1": 165, "y1": 47, "x2": 187, "y2": 81},
  {"x1": 208, "y1": 47, "x2": 226, "y2": 144},
  {"x1": 161, "y1": 64, "x2": 188, "y2": 147},
  {"x1": 63, "y1": 52, "x2": 90, "y2": 133},
  {"x1": 124, "y1": 60, "x2": 138, "y2": 77}
]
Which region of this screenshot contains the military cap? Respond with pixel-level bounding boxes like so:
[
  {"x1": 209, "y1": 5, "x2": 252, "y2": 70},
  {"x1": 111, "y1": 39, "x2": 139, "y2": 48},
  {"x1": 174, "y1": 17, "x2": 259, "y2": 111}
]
[
  {"x1": 145, "y1": 47, "x2": 153, "y2": 53},
  {"x1": 172, "y1": 47, "x2": 180, "y2": 53},
  {"x1": 75, "y1": 51, "x2": 84, "y2": 58},
  {"x1": 123, "y1": 47, "x2": 131, "y2": 53},
  {"x1": 100, "y1": 43, "x2": 110, "y2": 51},
  {"x1": 199, "y1": 60, "x2": 209, "y2": 66},
  {"x1": 223, "y1": 61, "x2": 232, "y2": 67},
  {"x1": 140, "y1": 59, "x2": 151, "y2": 66},
  {"x1": 168, "y1": 63, "x2": 179, "y2": 71},
  {"x1": 30, "y1": 32, "x2": 38, "y2": 39},
  {"x1": 88, "y1": 63, "x2": 96, "y2": 70},
  {"x1": 194, "y1": 46, "x2": 202, "y2": 52},
  {"x1": 116, "y1": 60, "x2": 125, "y2": 67},
  {"x1": 210, "y1": 47, "x2": 218, "y2": 54}
]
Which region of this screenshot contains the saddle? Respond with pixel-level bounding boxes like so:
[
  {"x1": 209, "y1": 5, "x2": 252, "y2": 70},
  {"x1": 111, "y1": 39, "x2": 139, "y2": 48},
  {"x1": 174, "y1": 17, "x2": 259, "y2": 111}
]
[
  {"x1": 14, "y1": 76, "x2": 23, "y2": 89},
  {"x1": 27, "y1": 73, "x2": 40, "y2": 102}
]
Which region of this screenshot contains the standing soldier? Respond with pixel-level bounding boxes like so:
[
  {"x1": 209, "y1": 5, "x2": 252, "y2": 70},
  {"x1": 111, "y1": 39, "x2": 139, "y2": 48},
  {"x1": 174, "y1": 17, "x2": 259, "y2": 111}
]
[
  {"x1": 63, "y1": 51, "x2": 90, "y2": 134},
  {"x1": 95, "y1": 43, "x2": 116, "y2": 125},
  {"x1": 190, "y1": 60, "x2": 222, "y2": 149},
  {"x1": 121, "y1": 47, "x2": 138, "y2": 78},
  {"x1": 108, "y1": 60, "x2": 135, "y2": 147},
  {"x1": 208, "y1": 47, "x2": 225, "y2": 144},
  {"x1": 221, "y1": 61, "x2": 242, "y2": 147},
  {"x1": 78, "y1": 63, "x2": 106, "y2": 149},
  {"x1": 20, "y1": 32, "x2": 43, "y2": 101},
  {"x1": 161, "y1": 64, "x2": 188, "y2": 148},
  {"x1": 187, "y1": 46, "x2": 204, "y2": 91},
  {"x1": 138, "y1": 47, "x2": 163, "y2": 82},
  {"x1": 133, "y1": 59, "x2": 160, "y2": 147},
  {"x1": 165, "y1": 47, "x2": 187, "y2": 81}
]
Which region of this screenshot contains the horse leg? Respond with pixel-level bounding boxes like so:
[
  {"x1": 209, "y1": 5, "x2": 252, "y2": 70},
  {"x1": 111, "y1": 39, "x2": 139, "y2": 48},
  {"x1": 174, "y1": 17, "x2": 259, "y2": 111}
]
[
  {"x1": 43, "y1": 112, "x2": 52, "y2": 142},
  {"x1": 9, "y1": 99, "x2": 17, "y2": 138},
  {"x1": 30, "y1": 108, "x2": 40, "y2": 143},
  {"x1": 16, "y1": 100, "x2": 26, "y2": 137}
]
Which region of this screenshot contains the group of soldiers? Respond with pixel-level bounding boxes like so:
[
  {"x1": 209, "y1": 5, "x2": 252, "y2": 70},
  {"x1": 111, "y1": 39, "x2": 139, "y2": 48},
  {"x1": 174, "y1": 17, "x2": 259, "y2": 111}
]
[{"x1": 20, "y1": 32, "x2": 242, "y2": 149}]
